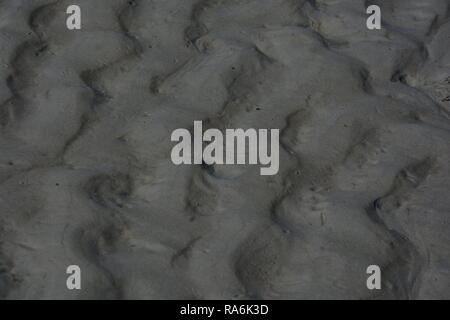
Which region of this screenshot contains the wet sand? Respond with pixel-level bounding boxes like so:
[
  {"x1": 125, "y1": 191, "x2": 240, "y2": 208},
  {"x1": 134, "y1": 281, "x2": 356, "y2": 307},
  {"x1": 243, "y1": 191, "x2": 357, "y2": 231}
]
[{"x1": 0, "y1": 0, "x2": 449, "y2": 299}]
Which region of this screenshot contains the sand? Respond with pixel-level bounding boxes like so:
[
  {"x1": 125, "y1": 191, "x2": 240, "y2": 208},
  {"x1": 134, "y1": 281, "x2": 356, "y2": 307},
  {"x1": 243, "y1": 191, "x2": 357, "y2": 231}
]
[{"x1": 0, "y1": 0, "x2": 449, "y2": 299}]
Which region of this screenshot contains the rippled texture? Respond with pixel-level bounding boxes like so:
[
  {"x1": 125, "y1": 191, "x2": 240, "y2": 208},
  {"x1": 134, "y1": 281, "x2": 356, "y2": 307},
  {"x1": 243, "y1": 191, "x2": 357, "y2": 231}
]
[{"x1": 0, "y1": 0, "x2": 449, "y2": 299}]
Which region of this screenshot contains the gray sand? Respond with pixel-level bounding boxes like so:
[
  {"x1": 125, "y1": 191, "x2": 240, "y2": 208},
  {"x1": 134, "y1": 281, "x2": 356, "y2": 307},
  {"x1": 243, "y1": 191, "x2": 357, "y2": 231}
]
[{"x1": 0, "y1": 0, "x2": 449, "y2": 299}]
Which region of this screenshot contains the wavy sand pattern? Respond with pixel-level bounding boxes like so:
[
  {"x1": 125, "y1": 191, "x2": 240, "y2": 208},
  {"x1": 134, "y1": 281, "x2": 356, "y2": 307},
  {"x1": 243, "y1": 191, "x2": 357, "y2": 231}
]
[{"x1": 0, "y1": 0, "x2": 449, "y2": 299}]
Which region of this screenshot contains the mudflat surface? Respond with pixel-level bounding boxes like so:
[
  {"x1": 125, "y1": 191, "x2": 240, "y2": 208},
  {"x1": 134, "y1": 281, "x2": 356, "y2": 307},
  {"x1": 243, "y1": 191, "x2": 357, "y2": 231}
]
[{"x1": 0, "y1": 0, "x2": 449, "y2": 299}]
